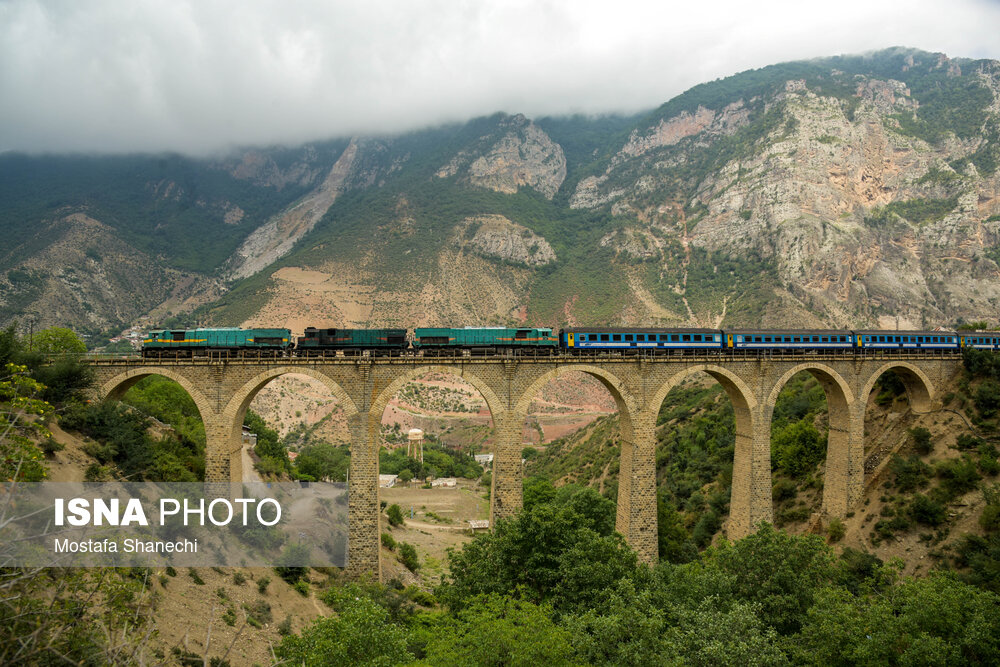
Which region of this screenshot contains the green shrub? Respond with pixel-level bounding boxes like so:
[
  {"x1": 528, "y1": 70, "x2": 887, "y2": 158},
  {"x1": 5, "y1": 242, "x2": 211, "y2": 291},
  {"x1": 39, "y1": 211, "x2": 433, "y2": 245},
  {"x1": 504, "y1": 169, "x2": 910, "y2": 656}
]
[
  {"x1": 386, "y1": 504, "x2": 405, "y2": 527},
  {"x1": 257, "y1": 575, "x2": 270, "y2": 594},
  {"x1": 910, "y1": 427, "x2": 933, "y2": 455},
  {"x1": 381, "y1": 532, "x2": 397, "y2": 551},
  {"x1": 890, "y1": 455, "x2": 932, "y2": 492},
  {"x1": 936, "y1": 456, "x2": 982, "y2": 499},
  {"x1": 188, "y1": 569, "x2": 205, "y2": 585},
  {"x1": 278, "y1": 615, "x2": 293, "y2": 636},
  {"x1": 398, "y1": 542, "x2": 419, "y2": 571},
  {"x1": 773, "y1": 479, "x2": 798, "y2": 502},
  {"x1": 293, "y1": 580, "x2": 310, "y2": 597},
  {"x1": 909, "y1": 494, "x2": 946, "y2": 526},
  {"x1": 827, "y1": 518, "x2": 846, "y2": 543},
  {"x1": 232, "y1": 571, "x2": 246, "y2": 585}
]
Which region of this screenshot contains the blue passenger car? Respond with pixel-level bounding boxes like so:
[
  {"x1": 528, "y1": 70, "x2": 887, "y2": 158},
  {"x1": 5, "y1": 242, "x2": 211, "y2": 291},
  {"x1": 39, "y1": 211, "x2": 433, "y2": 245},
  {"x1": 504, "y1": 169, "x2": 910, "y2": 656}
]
[
  {"x1": 959, "y1": 332, "x2": 1000, "y2": 351},
  {"x1": 560, "y1": 328, "x2": 724, "y2": 353},
  {"x1": 856, "y1": 330, "x2": 959, "y2": 350},
  {"x1": 729, "y1": 330, "x2": 854, "y2": 351}
]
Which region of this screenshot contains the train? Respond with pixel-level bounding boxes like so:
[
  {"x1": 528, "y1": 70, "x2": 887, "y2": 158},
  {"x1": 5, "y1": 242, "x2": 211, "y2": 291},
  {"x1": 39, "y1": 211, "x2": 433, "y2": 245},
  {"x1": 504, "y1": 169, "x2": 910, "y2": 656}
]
[{"x1": 140, "y1": 325, "x2": 983, "y2": 358}]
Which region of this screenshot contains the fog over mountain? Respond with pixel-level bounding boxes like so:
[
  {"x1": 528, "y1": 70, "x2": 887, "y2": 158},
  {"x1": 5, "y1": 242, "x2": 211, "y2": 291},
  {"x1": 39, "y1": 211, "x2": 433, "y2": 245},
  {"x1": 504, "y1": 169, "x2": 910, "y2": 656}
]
[{"x1": 2, "y1": 0, "x2": 1000, "y2": 154}]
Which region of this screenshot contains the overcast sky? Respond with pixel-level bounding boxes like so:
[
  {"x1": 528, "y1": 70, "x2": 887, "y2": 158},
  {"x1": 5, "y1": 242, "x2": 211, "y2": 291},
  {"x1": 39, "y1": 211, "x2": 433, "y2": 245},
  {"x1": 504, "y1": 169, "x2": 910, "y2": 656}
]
[{"x1": 2, "y1": 0, "x2": 999, "y2": 155}]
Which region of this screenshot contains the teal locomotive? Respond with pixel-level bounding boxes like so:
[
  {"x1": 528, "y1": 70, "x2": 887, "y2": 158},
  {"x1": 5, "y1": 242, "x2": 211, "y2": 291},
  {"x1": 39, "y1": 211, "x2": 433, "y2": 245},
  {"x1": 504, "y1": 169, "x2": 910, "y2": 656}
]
[
  {"x1": 142, "y1": 328, "x2": 293, "y2": 358},
  {"x1": 413, "y1": 327, "x2": 558, "y2": 355}
]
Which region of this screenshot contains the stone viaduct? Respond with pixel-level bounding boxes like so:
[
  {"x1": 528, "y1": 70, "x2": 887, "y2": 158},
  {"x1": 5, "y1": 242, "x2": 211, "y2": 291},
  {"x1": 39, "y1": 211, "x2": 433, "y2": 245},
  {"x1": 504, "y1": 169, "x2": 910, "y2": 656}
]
[{"x1": 86, "y1": 352, "x2": 960, "y2": 580}]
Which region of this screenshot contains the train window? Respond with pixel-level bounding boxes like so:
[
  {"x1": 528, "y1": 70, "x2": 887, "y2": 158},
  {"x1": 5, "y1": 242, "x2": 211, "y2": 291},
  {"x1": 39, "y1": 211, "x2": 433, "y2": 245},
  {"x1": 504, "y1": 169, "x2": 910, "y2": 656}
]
[
  {"x1": 613, "y1": 335, "x2": 621, "y2": 342},
  {"x1": 693, "y1": 335, "x2": 701, "y2": 342},
  {"x1": 624, "y1": 334, "x2": 633, "y2": 342},
  {"x1": 636, "y1": 334, "x2": 645, "y2": 341},
  {"x1": 172, "y1": 331, "x2": 185, "y2": 341},
  {"x1": 765, "y1": 336, "x2": 772, "y2": 343},
  {"x1": 660, "y1": 335, "x2": 669, "y2": 341},
  {"x1": 601, "y1": 334, "x2": 609, "y2": 342},
  {"x1": 515, "y1": 330, "x2": 529, "y2": 339},
  {"x1": 670, "y1": 335, "x2": 678, "y2": 341},
  {"x1": 682, "y1": 335, "x2": 691, "y2": 342}
]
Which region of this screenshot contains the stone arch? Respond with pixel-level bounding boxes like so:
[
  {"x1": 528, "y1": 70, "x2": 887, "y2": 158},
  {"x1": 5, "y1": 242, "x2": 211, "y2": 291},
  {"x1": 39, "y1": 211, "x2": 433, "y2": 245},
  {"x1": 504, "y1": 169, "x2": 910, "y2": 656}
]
[
  {"x1": 513, "y1": 364, "x2": 640, "y2": 417},
  {"x1": 223, "y1": 366, "x2": 359, "y2": 425},
  {"x1": 649, "y1": 364, "x2": 766, "y2": 540},
  {"x1": 98, "y1": 367, "x2": 213, "y2": 419},
  {"x1": 649, "y1": 364, "x2": 758, "y2": 417},
  {"x1": 861, "y1": 361, "x2": 935, "y2": 412},
  {"x1": 370, "y1": 365, "x2": 505, "y2": 424},
  {"x1": 764, "y1": 363, "x2": 859, "y2": 518}
]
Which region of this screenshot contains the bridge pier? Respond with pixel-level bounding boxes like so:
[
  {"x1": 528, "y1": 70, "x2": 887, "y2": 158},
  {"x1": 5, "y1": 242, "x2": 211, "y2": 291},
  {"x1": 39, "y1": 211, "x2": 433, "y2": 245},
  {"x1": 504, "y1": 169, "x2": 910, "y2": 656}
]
[
  {"x1": 346, "y1": 413, "x2": 381, "y2": 579},
  {"x1": 615, "y1": 410, "x2": 658, "y2": 565},
  {"x1": 728, "y1": 403, "x2": 773, "y2": 539},
  {"x1": 490, "y1": 411, "x2": 525, "y2": 524}
]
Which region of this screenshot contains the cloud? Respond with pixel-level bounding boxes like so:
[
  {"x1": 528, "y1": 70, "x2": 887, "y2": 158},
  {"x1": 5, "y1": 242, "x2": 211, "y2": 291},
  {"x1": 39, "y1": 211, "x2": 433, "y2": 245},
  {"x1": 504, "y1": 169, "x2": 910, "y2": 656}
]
[{"x1": 1, "y1": 0, "x2": 999, "y2": 155}]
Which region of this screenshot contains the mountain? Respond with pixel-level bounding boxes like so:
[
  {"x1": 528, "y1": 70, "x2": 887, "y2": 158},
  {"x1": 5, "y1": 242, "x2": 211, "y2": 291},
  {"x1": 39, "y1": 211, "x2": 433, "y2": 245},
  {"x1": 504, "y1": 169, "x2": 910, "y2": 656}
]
[{"x1": 3, "y1": 48, "x2": 1000, "y2": 337}]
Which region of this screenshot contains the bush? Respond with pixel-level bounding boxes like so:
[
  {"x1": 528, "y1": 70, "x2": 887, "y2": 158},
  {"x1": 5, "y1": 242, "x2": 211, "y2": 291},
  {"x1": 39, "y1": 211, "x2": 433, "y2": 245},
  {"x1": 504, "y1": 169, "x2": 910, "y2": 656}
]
[
  {"x1": 386, "y1": 504, "x2": 405, "y2": 527},
  {"x1": 232, "y1": 572, "x2": 246, "y2": 585},
  {"x1": 910, "y1": 427, "x2": 933, "y2": 455},
  {"x1": 773, "y1": 479, "x2": 798, "y2": 502},
  {"x1": 381, "y1": 532, "x2": 397, "y2": 551},
  {"x1": 975, "y1": 379, "x2": 1000, "y2": 418},
  {"x1": 980, "y1": 504, "x2": 1000, "y2": 532},
  {"x1": 293, "y1": 580, "x2": 310, "y2": 597},
  {"x1": 257, "y1": 575, "x2": 270, "y2": 594},
  {"x1": 890, "y1": 455, "x2": 932, "y2": 492},
  {"x1": 188, "y1": 569, "x2": 205, "y2": 585},
  {"x1": 827, "y1": 518, "x2": 846, "y2": 542},
  {"x1": 936, "y1": 456, "x2": 982, "y2": 499},
  {"x1": 909, "y1": 494, "x2": 946, "y2": 526},
  {"x1": 398, "y1": 542, "x2": 419, "y2": 571}
]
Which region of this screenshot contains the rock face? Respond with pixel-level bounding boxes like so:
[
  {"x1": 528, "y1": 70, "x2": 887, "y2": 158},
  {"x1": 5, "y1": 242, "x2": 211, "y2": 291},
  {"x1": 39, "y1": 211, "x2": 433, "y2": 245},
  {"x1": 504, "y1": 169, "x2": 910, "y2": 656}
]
[
  {"x1": 459, "y1": 215, "x2": 556, "y2": 267},
  {"x1": 438, "y1": 115, "x2": 567, "y2": 199},
  {"x1": 224, "y1": 140, "x2": 359, "y2": 280}
]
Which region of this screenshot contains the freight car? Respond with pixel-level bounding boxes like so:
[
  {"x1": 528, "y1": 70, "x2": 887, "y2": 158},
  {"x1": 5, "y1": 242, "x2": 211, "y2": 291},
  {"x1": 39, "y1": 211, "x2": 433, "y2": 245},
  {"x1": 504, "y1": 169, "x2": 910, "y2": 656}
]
[
  {"x1": 413, "y1": 327, "x2": 558, "y2": 356},
  {"x1": 141, "y1": 328, "x2": 293, "y2": 358},
  {"x1": 297, "y1": 327, "x2": 408, "y2": 356}
]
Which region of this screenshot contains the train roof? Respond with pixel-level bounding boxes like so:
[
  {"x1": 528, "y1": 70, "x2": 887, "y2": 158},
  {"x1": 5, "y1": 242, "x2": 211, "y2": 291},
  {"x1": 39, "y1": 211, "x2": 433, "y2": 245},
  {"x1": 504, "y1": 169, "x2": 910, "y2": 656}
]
[
  {"x1": 854, "y1": 329, "x2": 958, "y2": 336},
  {"x1": 729, "y1": 329, "x2": 853, "y2": 335},
  {"x1": 560, "y1": 327, "x2": 722, "y2": 334}
]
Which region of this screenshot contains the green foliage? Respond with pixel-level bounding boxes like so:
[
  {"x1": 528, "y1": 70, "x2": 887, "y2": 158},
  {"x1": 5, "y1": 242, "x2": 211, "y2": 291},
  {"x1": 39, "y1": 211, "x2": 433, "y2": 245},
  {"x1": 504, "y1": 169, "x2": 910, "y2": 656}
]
[
  {"x1": 908, "y1": 494, "x2": 946, "y2": 526},
  {"x1": 275, "y1": 596, "x2": 413, "y2": 666},
  {"x1": 792, "y1": 574, "x2": 1000, "y2": 665},
  {"x1": 122, "y1": 375, "x2": 205, "y2": 450},
  {"x1": 0, "y1": 567, "x2": 154, "y2": 664},
  {"x1": 293, "y1": 580, "x2": 310, "y2": 596},
  {"x1": 256, "y1": 575, "x2": 270, "y2": 594},
  {"x1": 294, "y1": 442, "x2": 349, "y2": 482},
  {"x1": 244, "y1": 408, "x2": 287, "y2": 468},
  {"x1": 935, "y1": 456, "x2": 982, "y2": 499},
  {"x1": 423, "y1": 595, "x2": 574, "y2": 666},
  {"x1": 702, "y1": 524, "x2": 836, "y2": 635},
  {"x1": 398, "y1": 542, "x2": 420, "y2": 572},
  {"x1": 890, "y1": 455, "x2": 932, "y2": 492},
  {"x1": 386, "y1": 503, "x2": 405, "y2": 527},
  {"x1": 380, "y1": 439, "x2": 480, "y2": 480},
  {"x1": 381, "y1": 532, "x2": 397, "y2": 551},
  {"x1": 61, "y1": 399, "x2": 202, "y2": 482},
  {"x1": 910, "y1": 426, "x2": 933, "y2": 455},
  {"x1": 827, "y1": 518, "x2": 846, "y2": 543},
  {"x1": 772, "y1": 421, "x2": 826, "y2": 478},
  {"x1": 30, "y1": 326, "x2": 86, "y2": 354},
  {"x1": 438, "y1": 484, "x2": 637, "y2": 614},
  {"x1": 0, "y1": 363, "x2": 52, "y2": 482},
  {"x1": 866, "y1": 196, "x2": 959, "y2": 228}
]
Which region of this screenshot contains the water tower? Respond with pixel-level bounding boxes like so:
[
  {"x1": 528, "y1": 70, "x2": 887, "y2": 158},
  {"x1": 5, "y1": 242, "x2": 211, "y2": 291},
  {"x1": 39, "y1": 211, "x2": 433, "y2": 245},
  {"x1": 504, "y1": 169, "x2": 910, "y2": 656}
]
[{"x1": 407, "y1": 428, "x2": 424, "y2": 463}]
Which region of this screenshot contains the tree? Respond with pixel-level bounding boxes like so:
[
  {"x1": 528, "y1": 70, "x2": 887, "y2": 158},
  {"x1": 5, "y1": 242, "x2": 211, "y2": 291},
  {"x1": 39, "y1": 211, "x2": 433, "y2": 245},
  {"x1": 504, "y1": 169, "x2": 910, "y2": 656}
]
[
  {"x1": 0, "y1": 363, "x2": 52, "y2": 482},
  {"x1": 31, "y1": 327, "x2": 86, "y2": 354},
  {"x1": 398, "y1": 468, "x2": 414, "y2": 485},
  {"x1": 422, "y1": 595, "x2": 574, "y2": 666},
  {"x1": 275, "y1": 596, "x2": 413, "y2": 666}
]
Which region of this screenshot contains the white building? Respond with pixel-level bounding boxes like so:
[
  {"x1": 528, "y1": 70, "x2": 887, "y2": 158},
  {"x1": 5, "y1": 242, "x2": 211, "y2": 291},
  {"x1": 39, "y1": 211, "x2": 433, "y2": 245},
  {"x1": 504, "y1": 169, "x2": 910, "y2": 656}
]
[
  {"x1": 474, "y1": 453, "x2": 494, "y2": 466},
  {"x1": 378, "y1": 474, "x2": 398, "y2": 488},
  {"x1": 431, "y1": 477, "x2": 457, "y2": 488}
]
